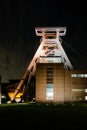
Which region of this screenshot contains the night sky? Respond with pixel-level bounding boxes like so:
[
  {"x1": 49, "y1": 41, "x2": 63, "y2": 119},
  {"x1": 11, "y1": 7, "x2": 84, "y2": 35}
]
[{"x1": 0, "y1": 0, "x2": 87, "y2": 82}]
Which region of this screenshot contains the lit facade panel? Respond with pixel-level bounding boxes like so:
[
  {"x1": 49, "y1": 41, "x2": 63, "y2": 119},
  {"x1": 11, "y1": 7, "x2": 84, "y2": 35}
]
[
  {"x1": 36, "y1": 63, "x2": 67, "y2": 103},
  {"x1": 40, "y1": 57, "x2": 62, "y2": 63}
]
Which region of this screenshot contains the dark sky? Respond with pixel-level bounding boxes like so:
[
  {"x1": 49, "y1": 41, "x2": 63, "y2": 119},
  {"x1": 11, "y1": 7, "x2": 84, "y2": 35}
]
[{"x1": 0, "y1": 0, "x2": 87, "y2": 82}]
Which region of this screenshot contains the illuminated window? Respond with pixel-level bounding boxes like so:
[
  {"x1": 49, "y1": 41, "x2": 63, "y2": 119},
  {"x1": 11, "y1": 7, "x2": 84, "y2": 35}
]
[
  {"x1": 72, "y1": 89, "x2": 84, "y2": 92},
  {"x1": 46, "y1": 67, "x2": 54, "y2": 100},
  {"x1": 72, "y1": 96, "x2": 82, "y2": 101},
  {"x1": 71, "y1": 74, "x2": 87, "y2": 78},
  {"x1": 85, "y1": 74, "x2": 87, "y2": 78},
  {"x1": 71, "y1": 74, "x2": 77, "y2": 77},
  {"x1": 85, "y1": 89, "x2": 87, "y2": 92},
  {"x1": 85, "y1": 96, "x2": 87, "y2": 100},
  {"x1": 46, "y1": 83, "x2": 54, "y2": 100}
]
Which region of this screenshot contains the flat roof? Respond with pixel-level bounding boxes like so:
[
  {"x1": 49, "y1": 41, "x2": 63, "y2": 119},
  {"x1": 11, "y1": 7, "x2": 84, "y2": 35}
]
[{"x1": 35, "y1": 26, "x2": 66, "y2": 31}]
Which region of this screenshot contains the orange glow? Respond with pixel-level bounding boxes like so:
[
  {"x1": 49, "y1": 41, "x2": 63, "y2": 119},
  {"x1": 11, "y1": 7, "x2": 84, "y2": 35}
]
[{"x1": 8, "y1": 92, "x2": 22, "y2": 99}]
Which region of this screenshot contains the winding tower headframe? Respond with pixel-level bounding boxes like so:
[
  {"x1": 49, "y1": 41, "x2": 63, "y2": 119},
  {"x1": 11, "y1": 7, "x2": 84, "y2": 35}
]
[{"x1": 9, "y1": 27, "x2": 73, "y2": 103}]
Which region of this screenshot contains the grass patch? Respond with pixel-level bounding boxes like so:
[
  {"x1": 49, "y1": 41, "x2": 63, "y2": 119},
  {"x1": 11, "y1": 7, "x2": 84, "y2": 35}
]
[{"x1": 0, "y1": 103, "x2": 87, "y2": 129}]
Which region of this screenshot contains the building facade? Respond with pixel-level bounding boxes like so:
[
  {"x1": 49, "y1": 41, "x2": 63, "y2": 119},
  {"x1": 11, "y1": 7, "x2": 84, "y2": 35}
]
[{"x1": 36, "y1": 63, "x2": 87, "y2": 103}]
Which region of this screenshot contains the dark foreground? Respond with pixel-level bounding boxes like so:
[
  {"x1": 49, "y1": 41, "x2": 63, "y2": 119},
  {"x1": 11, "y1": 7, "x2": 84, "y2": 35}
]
[{"x1": 0, "y1": 103, "x2": 87, "y2": 129}]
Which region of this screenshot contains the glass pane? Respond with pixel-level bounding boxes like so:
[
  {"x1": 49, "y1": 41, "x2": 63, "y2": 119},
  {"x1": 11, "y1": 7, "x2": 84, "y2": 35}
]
[
  {"x1": 85, "y1": 96, "x2": 87, "y2": 100},
  {"x1": 46, "y1": 83, "x2": 54, "y2": 100},
  {"x1": 47, "y1": 71, "x2": 53, "y2": 77}
]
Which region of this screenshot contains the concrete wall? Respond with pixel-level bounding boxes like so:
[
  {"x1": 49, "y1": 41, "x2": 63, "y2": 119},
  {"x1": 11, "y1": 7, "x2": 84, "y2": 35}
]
[
  {"x1": 36, "y1": 64, "x2": 46, "y2": 102},
  {"x1": 65, "y1": 71, "x2": 72, "y2": 102},
  {"x1": 54, "y1": 64, "x2": 65, "y2": 103}
]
